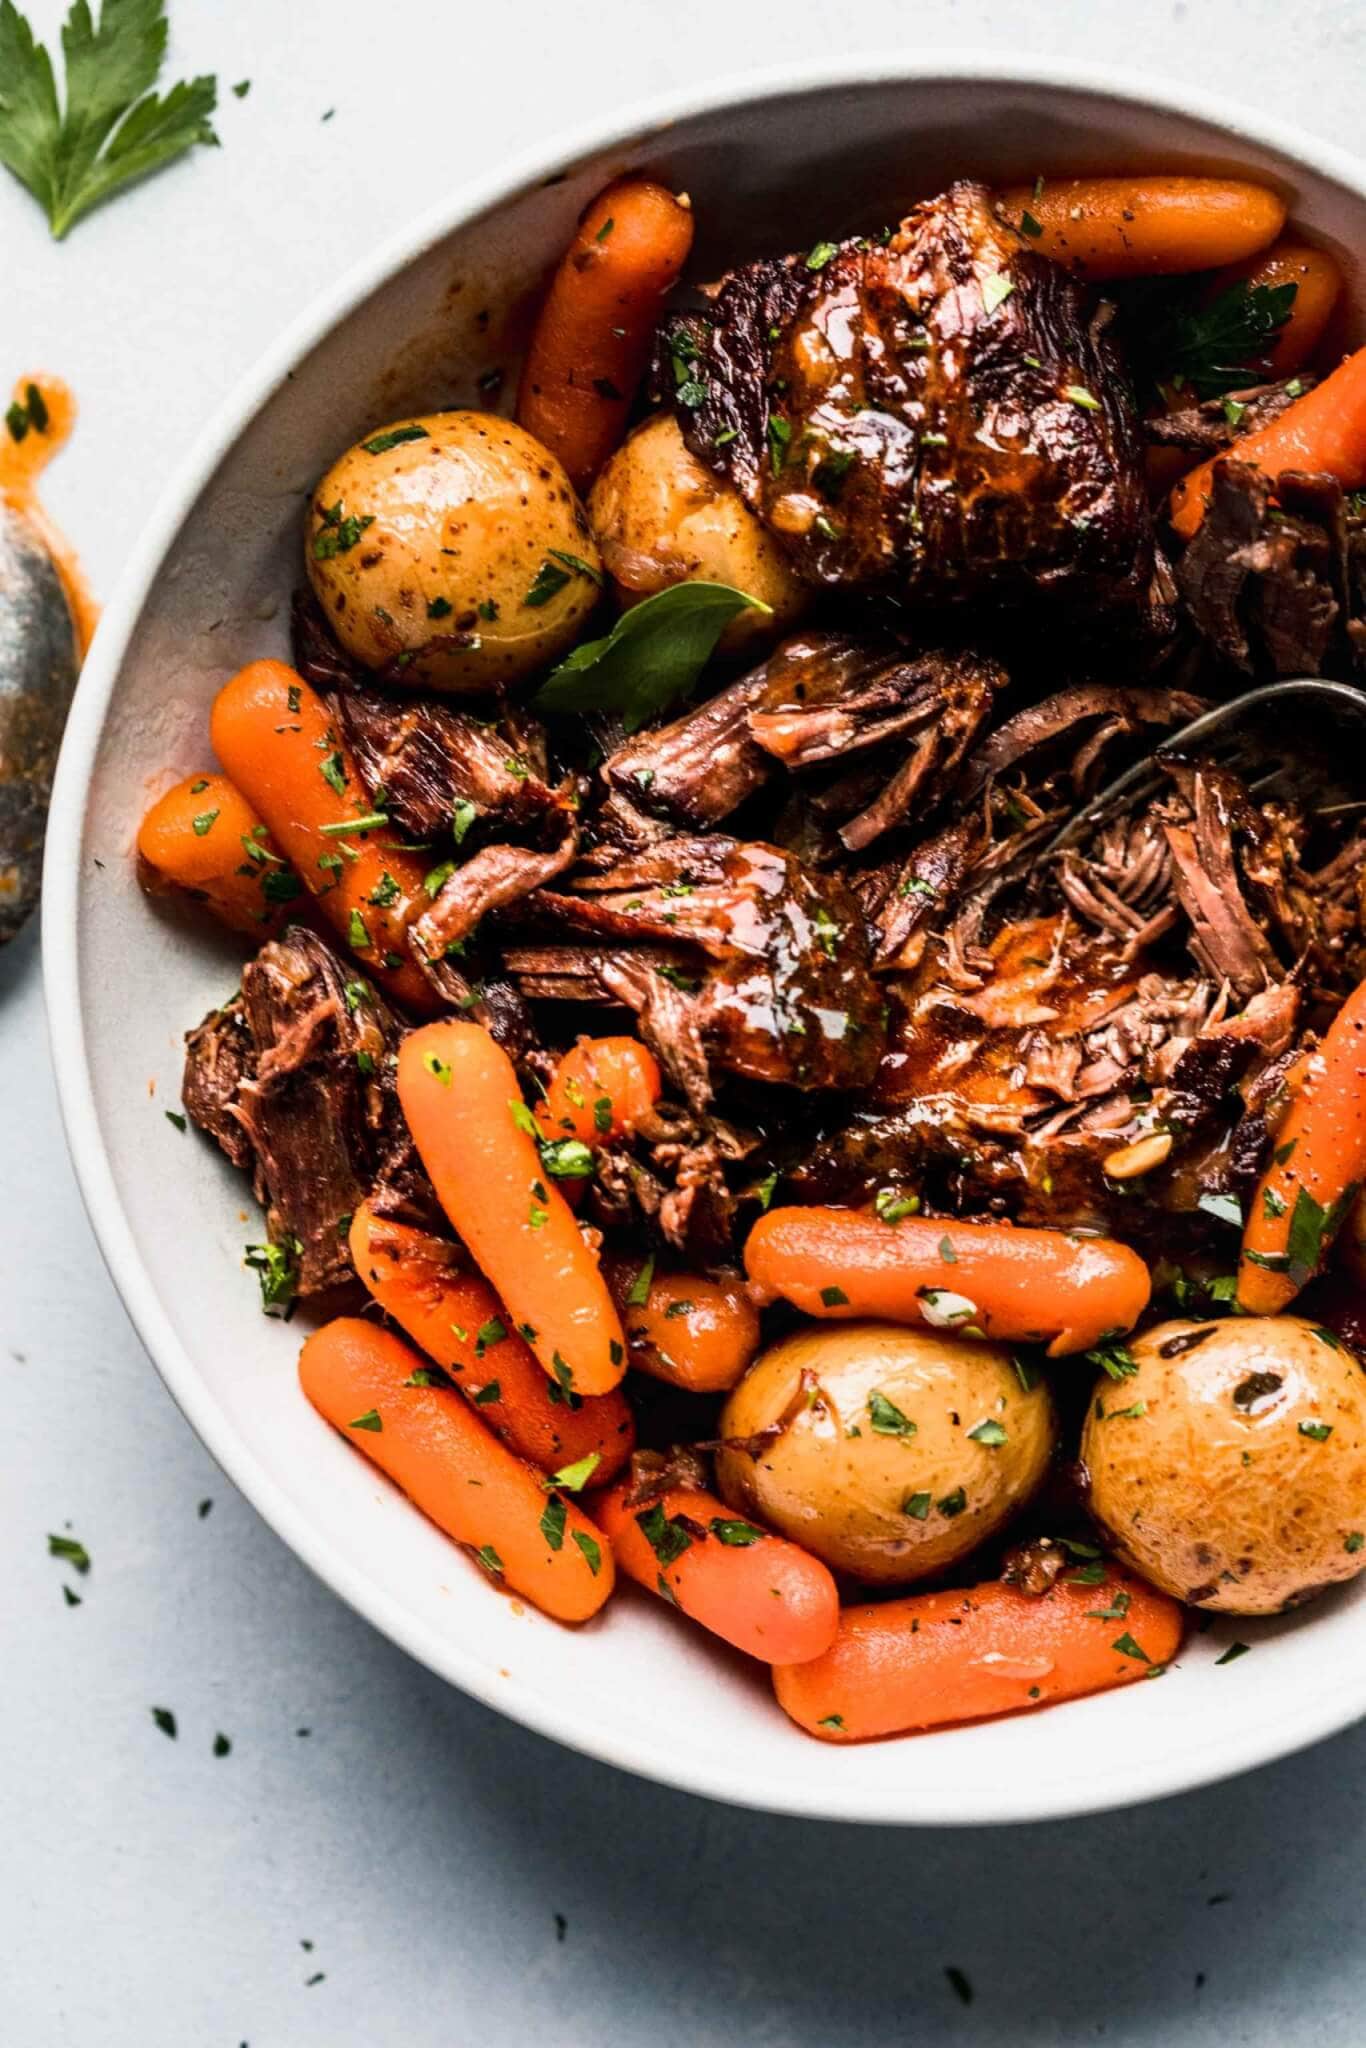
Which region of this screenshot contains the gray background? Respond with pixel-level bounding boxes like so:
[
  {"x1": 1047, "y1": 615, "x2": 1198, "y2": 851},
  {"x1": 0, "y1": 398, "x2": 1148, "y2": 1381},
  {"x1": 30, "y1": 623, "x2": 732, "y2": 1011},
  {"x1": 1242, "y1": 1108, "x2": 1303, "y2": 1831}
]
[{"x1": 7, "y1": 1, "x2": 1366, "y2": 2041}]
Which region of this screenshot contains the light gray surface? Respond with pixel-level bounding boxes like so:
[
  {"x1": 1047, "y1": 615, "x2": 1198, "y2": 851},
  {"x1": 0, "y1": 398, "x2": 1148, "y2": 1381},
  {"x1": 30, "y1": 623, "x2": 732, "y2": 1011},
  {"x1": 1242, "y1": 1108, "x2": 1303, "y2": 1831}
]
[{"x1": 7, "y1": 1, "x2": 1366, "y2": 2041}]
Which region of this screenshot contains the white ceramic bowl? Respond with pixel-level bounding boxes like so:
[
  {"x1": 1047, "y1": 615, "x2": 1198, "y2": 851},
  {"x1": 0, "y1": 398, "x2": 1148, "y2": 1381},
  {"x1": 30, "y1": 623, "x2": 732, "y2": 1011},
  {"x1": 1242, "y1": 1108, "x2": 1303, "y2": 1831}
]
[{"x1": 44, "y1": 56, "x2": 1366, "y2": 1825}]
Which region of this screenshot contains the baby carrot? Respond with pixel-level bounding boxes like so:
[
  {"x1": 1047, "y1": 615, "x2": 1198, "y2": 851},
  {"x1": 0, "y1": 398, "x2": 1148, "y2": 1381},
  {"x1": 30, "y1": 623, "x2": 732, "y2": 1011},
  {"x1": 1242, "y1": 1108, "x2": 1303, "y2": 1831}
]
[
  {"x1": 996, "y1": 174, "x2": 1284, "y2": 278},
  {"x1": 1239, "y1": 979, "x2": 1366, "y2": 1313},
  {"x1": 137, "y1": 771, "x2": 304, "y2": 936},
  {"x1": 535, "y1": 1035, "x2": 662, "y2": 1145},
  {"x1": 604, "y1": 1253, "x2": 760, "y2": 1394},
  {"x1": 397, "y1": 1020, "x2": 627, "y2": 1396},
  {"x1": 744, "y1": 1207, "x2": 1150, "y2": 1358},
  {"x1": 597, "y1": 1476, "x2": 838, "y2": 1663},
  {"x1": 1208, "y1": 240, "x2": 1344, "y2": 379},
  {"x1": 1170, "y1": 344, "x2": 1366, "y2": 537},
  {"x1": 516, "y1": 177, "x2": 695, "y2": 490},
  {"x1": 298, "y1": 1318, "x2": 614, "y2": 1622},
  {"x1": 349, "y1": 1199, "x2": 634, "y2": 1483},
  {"x1": 209, "y1": 659, "x2": 435, "y2": 1012},
  {"x1": 773, "y1": 1568, "x2": 1183, "y2": 1741}
]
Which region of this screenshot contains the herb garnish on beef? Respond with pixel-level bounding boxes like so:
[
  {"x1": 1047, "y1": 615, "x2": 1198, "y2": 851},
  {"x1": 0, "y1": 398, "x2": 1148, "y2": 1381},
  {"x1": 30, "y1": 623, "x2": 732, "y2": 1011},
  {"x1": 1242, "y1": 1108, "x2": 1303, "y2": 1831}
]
[
  {"x1": 661, "y1": 180, "x2": 1154, "y2": 614},
  {"x1": 183, "y1": 927, "x2": 419, "y2": 1299}
]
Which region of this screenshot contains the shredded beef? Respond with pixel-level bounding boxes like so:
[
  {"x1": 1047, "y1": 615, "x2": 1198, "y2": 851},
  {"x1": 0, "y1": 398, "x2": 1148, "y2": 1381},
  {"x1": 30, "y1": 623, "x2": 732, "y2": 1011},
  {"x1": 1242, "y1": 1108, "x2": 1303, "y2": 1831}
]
[{"x1": 182, "y1": 927, "x2": 418, "y2": 1293}]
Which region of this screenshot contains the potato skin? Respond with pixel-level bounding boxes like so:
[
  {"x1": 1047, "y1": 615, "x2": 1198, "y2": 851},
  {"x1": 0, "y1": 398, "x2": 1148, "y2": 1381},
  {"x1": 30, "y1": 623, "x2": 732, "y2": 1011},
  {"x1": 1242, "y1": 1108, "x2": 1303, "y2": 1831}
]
[
  {"x1": 1083, "y1": 1316, "x2": 1366, "y2": 1615},
  {"x1": 587, "y1": 415, "x2": 809, "y2": 652},
  {"x1": 305, "y1": 411, "x2": 602, "y2": 693},
  {"x1": 715, "y1": 1320, "x2": 1055, "y2": 1584}
]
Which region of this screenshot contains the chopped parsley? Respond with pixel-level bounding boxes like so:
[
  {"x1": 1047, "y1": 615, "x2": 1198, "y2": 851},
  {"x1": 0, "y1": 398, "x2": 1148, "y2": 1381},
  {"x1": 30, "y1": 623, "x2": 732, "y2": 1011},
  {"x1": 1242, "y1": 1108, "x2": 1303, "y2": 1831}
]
[
  {"x1": 362, "y1": 423, "x2": 430, "y2": 454},
  {"x1": 313, "y1": 501, "x2": 374, "y2": 559},
  {"x1": 244, "y1": 1237, "x2": 300, "y2": 1316},
  {"x1": 1112, "y1": 1631, "x2": 1151, "y2": 1663},
  {"x1": 709, "y1": 1518, "x2": 763, "y2": 1546},
  {"x1": 475, "y1": 1545, "x2": 504, "y2": 1576},
  {"x1": 901, "y1": 1491, "x2": 932, "y2": 1521},
  {"x1": 626, "y1": 1255, "x2": 655, "y2": 1308},
  {"x1": 1299, "y1": 1420, "x2": 1334, "y2": 1442},
  {"x1": 348, "y1": 1409, "x2": 382, "y2": 1433},
  {"x1": 539, "y1": 1137, "x2": 594, "y2": 1180},
  {"x1": 151, "y1": 1706, "x2": 177, "y2": 1739},
  {"x1": 805, "y1": 239, "x2": 839, "y2": 271},
  {"x1": 47, "y1": 1532, "x2": 90, "y2": 1573},
  {"x1": 571, "y1": 1528, "x2": 602, "y2": 1575},
  {"x1": 191, "y1": 808, "x2": 219, "y2": 836},
  {"x1": 982, "y1": 272, "x2": 1014, "y2": 315},
  {"x1": 1216, "y1": 1641, "x2": 1250, "y2": 1665},
  {"x1": 966, "y1": 1418, "x2": 1008, "y2": 1447},
  {"x1": 539, "y1": 1497, "x2": 567, "y2": 1550},
  {"x1": 319, "y1": 750, "x2": 348, "y2": 796},
  {"x1": 548, "y1": 1453, "x2": 601, "y2": 1493},
  {"x1": 875, "y1": 1187, "x2": 920, "y2": 1225},
  {"x1": 474, "y1": 1318, "x2": 506, "y2": 1358},
  {"x1": 1085, "y1": 1339, "x2": 1139, "y2": 1381},
  {"x1": 635, "y1": 1502, "x2": 692, "y2": 1566},
  {"x1": 868, "y1": 1390, "x2": 917, "y2": 1438},
  {"x1": 523, "y1": 559, "x2": 573, "y2": 608},
  {"x1": 936, "y1": 1488, "x2": 968, "y2": 1518},
  {"x1": 1064, "y1": 384, "x2": 1100, "y2": 412}
]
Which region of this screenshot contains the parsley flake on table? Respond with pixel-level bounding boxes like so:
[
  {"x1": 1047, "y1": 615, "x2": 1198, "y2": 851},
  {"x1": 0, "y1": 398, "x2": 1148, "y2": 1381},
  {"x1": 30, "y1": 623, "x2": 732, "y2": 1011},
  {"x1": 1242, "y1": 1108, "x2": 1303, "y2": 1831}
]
[
  {"x1": 0, "y1": 0, "x2": 219, "y2": 240},
  {"x1": 47, "y1": 1531, "x2": 90, "y2": 1572}
]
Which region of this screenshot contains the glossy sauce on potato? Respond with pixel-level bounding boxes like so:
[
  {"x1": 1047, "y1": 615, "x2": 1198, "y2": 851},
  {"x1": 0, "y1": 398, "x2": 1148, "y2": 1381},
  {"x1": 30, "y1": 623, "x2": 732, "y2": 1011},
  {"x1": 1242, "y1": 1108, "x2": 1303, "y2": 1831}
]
[
  {"x1": 305, "y1": 410, "x2": 601, "y2": 692},
  {"x1": 716, "y1": 1320, "x2": 1055, "y2": 1583}
]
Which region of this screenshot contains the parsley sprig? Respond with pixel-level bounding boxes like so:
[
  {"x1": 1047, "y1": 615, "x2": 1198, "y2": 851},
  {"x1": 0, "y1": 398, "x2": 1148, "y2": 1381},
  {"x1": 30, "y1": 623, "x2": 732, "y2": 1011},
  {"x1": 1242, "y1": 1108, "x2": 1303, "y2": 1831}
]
[{"x1": 0, "y1": 0, "x2": 219, "y2": 240}]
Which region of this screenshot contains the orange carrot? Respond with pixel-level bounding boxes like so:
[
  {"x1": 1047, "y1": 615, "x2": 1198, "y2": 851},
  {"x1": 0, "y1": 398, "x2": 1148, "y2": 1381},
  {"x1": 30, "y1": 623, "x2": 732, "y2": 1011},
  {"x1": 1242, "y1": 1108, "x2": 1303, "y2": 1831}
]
[
  {"x1": 597, "y1": 1477, "x2": 838, "y2": 1662},
  {"x1": 996, "y1": 174, "x2": 1284, "y2": 278},
  {"x1": 349, "y1": 1199, "x2": 633, "y2": 1483},
  {"x1": 137, "y1": 771, "x2": 304, "y2": 936},
  {"x1": 535, "y1": 1035, "x2": 662, "y2": 1145},
  {"x1": 773, "y1": 1568, "x2": 1183, "y2": 1741},
  {"x1": 1238, "y1": 979, "x2": 1366, "y2": 1313},
  {"x1": 397, "y1": 1020, "x2": 627, "y2": 1396},
  {"x1": 1208, "y1": 240, "x2": 1344, "y2": 379},
  {"x1": 298, "y1": 1318, "x2": 614, "y2": 1622},
  {"x1": 1170, "y1": 345, "x2": 1366, "y2": 537},
  {"x1": 210, "y1": 660, "x2": 435, "y2": 1012},
  {"x1": 516, "y1": 178, "x2": 695, "y2": 491},
  {"x1": 605, "y1": 1253, "x2": 760, "y2": 1394},
  {"x1": 744, "y1": 1207, "x2": 1149, "y2": 1357}
]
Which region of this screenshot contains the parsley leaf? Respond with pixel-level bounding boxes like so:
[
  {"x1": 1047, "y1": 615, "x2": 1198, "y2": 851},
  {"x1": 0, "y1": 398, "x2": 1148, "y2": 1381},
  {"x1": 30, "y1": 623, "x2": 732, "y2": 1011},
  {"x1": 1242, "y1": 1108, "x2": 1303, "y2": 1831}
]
[
  {"x1": 868, "y1": 1390, "x2": 917, "y2": 1438},
  {"x1": 1143, "y1": 277, "x2": 1298, "y2": 401},
  {"x1": 0, "y1": 0, "x2": 219, "y2": 241},
  {"x1": 533, "y1": 582, "x2": 769, "y2": 732}
]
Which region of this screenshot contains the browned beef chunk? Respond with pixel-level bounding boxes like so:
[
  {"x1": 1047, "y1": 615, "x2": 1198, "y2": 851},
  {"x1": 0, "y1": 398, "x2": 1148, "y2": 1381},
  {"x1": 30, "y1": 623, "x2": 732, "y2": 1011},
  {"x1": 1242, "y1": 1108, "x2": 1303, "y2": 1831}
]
[
  {"x1": 503, "y1": 837, "x2": 886, "y2": 1108},
  {"x1": 338, "y1": 689, "x2": 575, "y2": 845},
  {"x1": 181, "y1": 927, "x2": 419, "y2": 1296},
  {"x1": 1175, "y1": 459, "x2": 1366, "y2": 677},
  {"x1": 659, "y1": 180, "x2": 1152, "y2": 613}
]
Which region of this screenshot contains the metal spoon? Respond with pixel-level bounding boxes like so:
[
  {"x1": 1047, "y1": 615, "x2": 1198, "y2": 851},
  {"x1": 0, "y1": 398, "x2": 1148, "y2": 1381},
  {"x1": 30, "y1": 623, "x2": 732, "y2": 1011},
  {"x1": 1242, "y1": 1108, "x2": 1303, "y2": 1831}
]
[
  {"x1": 0, "y1": 497, "x2": 80, "y2": 944},
  {"x1": 1044, "y1": 678, "x2": 1366, "y2": 856}
]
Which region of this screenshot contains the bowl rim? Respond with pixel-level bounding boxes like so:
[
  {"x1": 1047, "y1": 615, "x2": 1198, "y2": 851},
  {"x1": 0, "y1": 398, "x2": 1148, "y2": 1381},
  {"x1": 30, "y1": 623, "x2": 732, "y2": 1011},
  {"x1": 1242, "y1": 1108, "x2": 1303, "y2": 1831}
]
[{"x1": 43, "y1": 48, "x2": 1366, "y2": 1827}]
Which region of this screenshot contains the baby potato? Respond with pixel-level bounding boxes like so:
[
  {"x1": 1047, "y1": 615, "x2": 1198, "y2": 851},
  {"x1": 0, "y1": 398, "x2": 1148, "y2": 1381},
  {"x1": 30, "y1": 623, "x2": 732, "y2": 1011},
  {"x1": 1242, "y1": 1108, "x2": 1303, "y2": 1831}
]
[
  {"x1": 305, "y1": 411, "x2": 602, "y2": 693},
  {"x1": 587, "y1": 415, "x2": 809, "y2": 652},
  {"x1": 1083, "y1": 1316, "x2": 1366, "y2": 1614},
  {"x1": 715, "y1": 1321, "x2": 1056, "y2": 1584}
]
